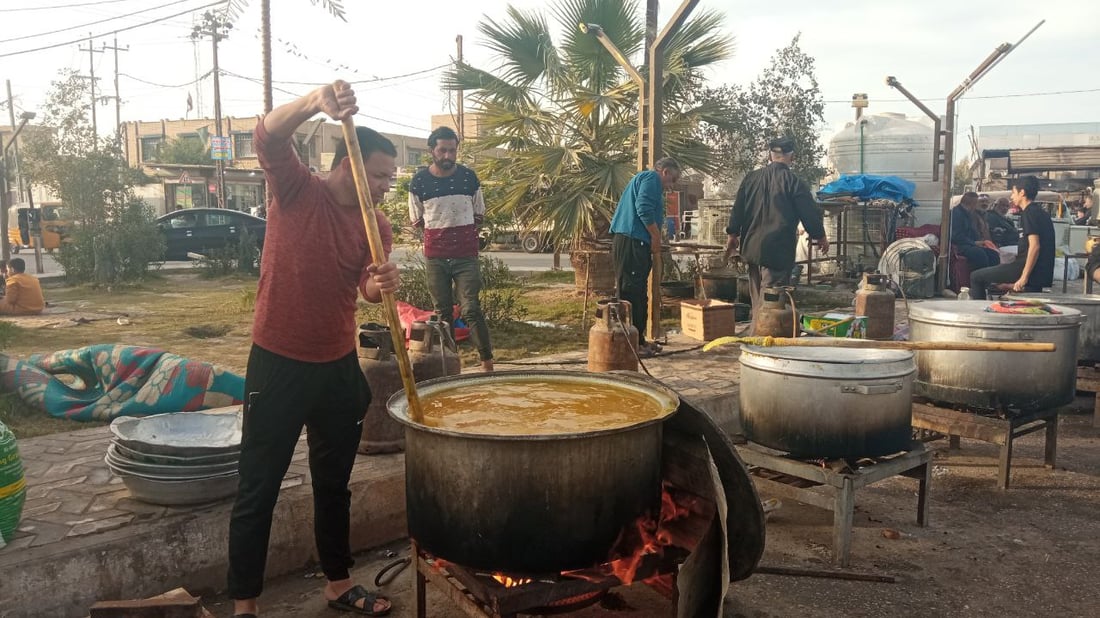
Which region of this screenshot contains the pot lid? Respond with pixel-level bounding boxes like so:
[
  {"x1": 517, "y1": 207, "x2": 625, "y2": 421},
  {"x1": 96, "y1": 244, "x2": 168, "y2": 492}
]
[
  {"x1": 1004, "y1": 293, "x2": 1100, "y2": 307},
  {"x1": 739, "y1": 345, "x2": 915, "y2": 379},
  {"x1": 908, "y1": 300, "x2": 1084, "y2": 326}
]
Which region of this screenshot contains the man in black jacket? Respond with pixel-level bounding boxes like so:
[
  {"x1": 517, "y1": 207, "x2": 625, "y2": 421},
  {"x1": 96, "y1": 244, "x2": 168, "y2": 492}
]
[
  {"x1": 725, "y1": 137, "x2": 828, "y2": 331},
  {"x1": 970, "y1": 176, "x2": 1055, "y2": 299},
  {"x1": 951, "y1": 191, "x2": 1000, "y2": 272}
]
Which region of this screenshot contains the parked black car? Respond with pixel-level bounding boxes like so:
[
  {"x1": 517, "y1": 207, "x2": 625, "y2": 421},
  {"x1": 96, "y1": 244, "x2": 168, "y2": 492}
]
[{"x1": 155, "y1": 208, "x2": 266, "y2": 261}]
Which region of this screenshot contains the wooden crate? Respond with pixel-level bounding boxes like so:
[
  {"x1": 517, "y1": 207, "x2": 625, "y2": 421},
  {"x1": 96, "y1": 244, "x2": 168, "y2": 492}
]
[{"x1": 680, "y1": 299, "x2": 736, "y2": 341}]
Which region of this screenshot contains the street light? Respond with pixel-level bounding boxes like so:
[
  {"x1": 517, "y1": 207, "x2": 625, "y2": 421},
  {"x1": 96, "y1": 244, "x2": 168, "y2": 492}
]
[{"x1": 1, "y1": 111, "x2": 37, "y2": 261}]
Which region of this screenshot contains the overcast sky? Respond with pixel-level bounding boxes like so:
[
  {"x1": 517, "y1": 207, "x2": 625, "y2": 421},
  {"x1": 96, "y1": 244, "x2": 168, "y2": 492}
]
[{"x1": 1, "y1": 0, "x2": 1095, "y2": 162}]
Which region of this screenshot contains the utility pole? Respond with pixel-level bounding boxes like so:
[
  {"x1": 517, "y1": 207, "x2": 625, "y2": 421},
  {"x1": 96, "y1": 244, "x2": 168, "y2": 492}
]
[
  {"x1": 101, "y1": 37, "x2": 129, "y2": 155},
  {"x1": 456, "y1": 35, "x2": 464, "y2": 141},
  {"x1": 78, "y1": 34, "x2": 105, "y2": 139},
  {"x1": 6, "y1": 80, "x2": 21, "y2": 197},
  {"x1": 193, "y1": 11, "x2": 232, "y2": 210}
]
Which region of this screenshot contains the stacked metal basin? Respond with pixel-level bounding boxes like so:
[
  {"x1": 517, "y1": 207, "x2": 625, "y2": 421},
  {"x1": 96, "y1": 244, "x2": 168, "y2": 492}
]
[
  {"x1": 908, "y1": 300, "x2": 1083, "y2": 410},
  {"x1": 105, "y1": 407, "x2": 241, "y2": 506}
]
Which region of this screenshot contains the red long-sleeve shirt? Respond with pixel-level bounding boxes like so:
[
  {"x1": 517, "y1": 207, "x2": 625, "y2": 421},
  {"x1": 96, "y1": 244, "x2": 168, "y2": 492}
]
[{"x1": 251, "y1": 121, "x2": 393, "y2": 363}]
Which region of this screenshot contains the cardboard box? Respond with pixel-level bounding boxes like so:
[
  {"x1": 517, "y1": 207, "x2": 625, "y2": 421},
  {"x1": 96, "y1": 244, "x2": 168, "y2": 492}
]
[{"x1": 680, "y1": 299, "x2": 736, "y2": 341}]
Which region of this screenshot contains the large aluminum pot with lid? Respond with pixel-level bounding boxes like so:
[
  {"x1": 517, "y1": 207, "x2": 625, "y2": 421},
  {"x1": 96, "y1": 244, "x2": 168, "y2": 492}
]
[
  {"x1": 1005, "y1": 293, "x2": 1100, "y2": 362},
  {"x1": 388, "y1": 370, "x2": 679, "y2": 574},
  {"x1": 738, "y1": 346, "x2": 915, "y2": 458},
  {"x1": 908, "y1": 300, "x2": 1083, "y2": 410}
]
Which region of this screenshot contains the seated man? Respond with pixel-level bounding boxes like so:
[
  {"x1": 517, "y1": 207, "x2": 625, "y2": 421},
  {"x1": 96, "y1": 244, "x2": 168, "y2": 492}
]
[
  {"x1": 0, "y1": 258, "x2": 46, "y2": 315},
  {"x1": 950, "y1": 191, "x2": 1000, "y2": 271},
  {"x1": 970, "y1": 177, "x2": 1055, "y2": 299},
  {"x1": 986, "y1": 197, "x2": 1020, "y2": 248}
]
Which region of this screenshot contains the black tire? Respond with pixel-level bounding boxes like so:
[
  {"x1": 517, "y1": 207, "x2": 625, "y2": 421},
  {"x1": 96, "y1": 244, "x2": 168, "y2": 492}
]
[{"x1": 521, "y1": 234, "x2": 541, "y2": 253}]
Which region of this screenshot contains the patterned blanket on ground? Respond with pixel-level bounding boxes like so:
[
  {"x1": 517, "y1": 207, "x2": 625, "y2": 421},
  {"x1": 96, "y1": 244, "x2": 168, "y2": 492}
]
[{"x1": 0, "y1": 345, "x2": 245, "y2": 422}]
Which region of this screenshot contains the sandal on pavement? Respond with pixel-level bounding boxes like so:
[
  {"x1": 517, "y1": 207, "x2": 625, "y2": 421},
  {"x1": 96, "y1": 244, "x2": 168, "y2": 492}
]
[{"x1": 328, "y1": 584, "x2": 392, "y2": 616}]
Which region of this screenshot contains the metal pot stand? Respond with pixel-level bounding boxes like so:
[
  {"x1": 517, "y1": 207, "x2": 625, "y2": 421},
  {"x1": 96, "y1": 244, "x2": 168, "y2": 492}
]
[{"x1": 734, "y1": 441, "x2": 932, "y2": 568}]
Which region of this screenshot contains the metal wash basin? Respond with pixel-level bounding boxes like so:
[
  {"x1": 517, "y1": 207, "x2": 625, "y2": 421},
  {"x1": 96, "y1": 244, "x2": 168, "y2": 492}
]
[{"x1": 109, "y1": 407, "x2": 243, "y2": 456}]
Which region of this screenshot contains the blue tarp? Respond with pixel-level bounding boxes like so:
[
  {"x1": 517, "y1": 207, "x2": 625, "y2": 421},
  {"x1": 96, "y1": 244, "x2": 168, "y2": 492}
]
[{"x1": 817, "y1": 174, "x2": 916, "y2": 203}]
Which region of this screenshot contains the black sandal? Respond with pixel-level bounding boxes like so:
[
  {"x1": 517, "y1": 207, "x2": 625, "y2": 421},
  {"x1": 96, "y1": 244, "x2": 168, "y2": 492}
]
[{"x1": 328, "y1": 584, "x2": 391, "y2": 616}]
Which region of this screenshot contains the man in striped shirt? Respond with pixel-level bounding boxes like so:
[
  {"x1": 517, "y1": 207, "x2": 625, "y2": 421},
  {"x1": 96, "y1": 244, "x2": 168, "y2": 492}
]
[{"x1": 409, "y1": 126, "x2": 493, "y2": 371}]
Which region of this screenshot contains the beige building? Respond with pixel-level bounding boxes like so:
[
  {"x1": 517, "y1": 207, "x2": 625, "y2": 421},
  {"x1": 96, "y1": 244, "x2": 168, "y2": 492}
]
[
  {"x1": 120, "y1": 117, "x2": 434, "y2": 215},
  {"x1": 429, "y1": 112, "x2": 487, "y2": 141}
]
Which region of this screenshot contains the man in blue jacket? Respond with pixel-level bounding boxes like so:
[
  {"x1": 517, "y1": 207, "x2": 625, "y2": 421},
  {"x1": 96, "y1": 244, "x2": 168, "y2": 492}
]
[{"x1": 609, "y1": 157, "x2": 682, "y2": 356}]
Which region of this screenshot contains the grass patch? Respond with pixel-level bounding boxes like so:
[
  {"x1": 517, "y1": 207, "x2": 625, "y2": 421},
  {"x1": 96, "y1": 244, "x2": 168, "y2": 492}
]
[
  {"x1": 522, "y1": 270, "x2": 575, "y2": 285},
  {"x1": 183, "y1": 324, "x2": 232, "y2": 339}
]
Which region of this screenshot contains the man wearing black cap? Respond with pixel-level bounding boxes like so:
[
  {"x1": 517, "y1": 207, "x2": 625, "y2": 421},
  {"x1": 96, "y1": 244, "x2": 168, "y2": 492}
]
[{"x1": 725, "y1": 137, "x2": 828, "y2": 332}]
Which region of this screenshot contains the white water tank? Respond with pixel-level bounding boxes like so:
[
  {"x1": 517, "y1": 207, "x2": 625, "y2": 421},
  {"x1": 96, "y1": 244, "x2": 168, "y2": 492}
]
[
  {"x1": 829, "y1": 113, "x2": 938, "y2": 179},
  {"x1": 828, "y1": 112, "x2": 946, "y2": 223}
]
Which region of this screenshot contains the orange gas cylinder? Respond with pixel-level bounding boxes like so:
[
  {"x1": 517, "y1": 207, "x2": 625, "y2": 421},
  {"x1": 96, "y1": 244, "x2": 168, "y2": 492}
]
[
  {"x1": 854, "y1": 273, "x2": 896, "y2": 340},
  {"x1": 587, "y1": 299, "x2": 639, "y2": 372},
  {"x1": 357, "y1": 323, "x2": 405, "y2": 454},
  {"x1": 755, "y1": 287, "x2": 796, "y2": 338}
]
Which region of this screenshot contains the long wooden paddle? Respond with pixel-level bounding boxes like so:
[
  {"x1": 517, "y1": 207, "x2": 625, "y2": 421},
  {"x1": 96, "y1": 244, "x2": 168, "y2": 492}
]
[
  {"x1": 703, "y1": 336, "x2": 1055, "y2": 353},
  {"x1": 339, "y1": 117, "x2": 424, "y2": 423}
]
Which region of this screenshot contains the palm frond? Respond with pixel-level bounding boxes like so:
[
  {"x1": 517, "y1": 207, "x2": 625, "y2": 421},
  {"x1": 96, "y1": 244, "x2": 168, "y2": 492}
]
[
  {"x1": 479, "y1": 7, "x2": 561, "y2": 86},
  {"x1": 555, "y1": 0, "x2": 644, "y2": 93}
]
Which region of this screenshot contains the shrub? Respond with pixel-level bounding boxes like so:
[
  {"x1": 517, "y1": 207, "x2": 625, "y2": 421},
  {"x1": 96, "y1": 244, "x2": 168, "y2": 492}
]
[
  {"x1": 392, "y1": 254, "x2": 527, "y2": 325},
  {"x1": 55, "y1": 199, "x2": 165, "y2": 285},
  {"x1": 198, "y1": 226, "x2": 260, "y2": 277}
]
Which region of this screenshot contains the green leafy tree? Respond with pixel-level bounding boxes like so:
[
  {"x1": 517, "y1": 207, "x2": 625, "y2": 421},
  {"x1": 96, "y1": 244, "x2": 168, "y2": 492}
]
[
  {"x1": 953, "y1": 157, "x2": 974, "y2": 194},
  {"x1": 698, "y1": 34, "x2": 829, "y2": 190},
  {"x1": 21, "y1": 70, "x2": 164, "y2": 284},
  {"x1": 156, "y1": 136, "x2": 209, "y2": 165},
  {"x1": 445, "y1": 0, "x2": 734, "y2": 249}
]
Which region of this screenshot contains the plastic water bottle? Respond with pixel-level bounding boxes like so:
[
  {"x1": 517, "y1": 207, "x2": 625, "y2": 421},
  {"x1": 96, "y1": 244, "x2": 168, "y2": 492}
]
[{"x1": 958, "y1": 287, "x2": 971, "y2": 301}]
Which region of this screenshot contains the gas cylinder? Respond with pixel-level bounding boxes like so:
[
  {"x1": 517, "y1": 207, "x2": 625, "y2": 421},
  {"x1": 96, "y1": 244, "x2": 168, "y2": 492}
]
[
  {"x1": 587, "y1": 299, "x2": 639, "y2": 372},
  {"x1": 408, "y1": 315, "x2": 462, "y2": 383},
  {"x1": 854, "y1": 273, "x2": 896, "y2": 340},
  {"x1": 357, "y1": 323, "x2": 405, "y2": 454},
  {"x1": 755, "y1": 287, "x2": 797, "y2": 338}
]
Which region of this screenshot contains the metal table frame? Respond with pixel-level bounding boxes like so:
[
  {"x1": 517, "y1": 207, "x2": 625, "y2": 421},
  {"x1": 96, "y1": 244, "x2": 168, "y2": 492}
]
[
  {"x1": 911, "y1": 401, "x2": 1058, "y2": 490},
  {"x1": 1075, "y1": 365, "x2": 1100, "y2": 428},
  {"x1": 735, "y1": 442, "x2": 931, "y2": 567}
]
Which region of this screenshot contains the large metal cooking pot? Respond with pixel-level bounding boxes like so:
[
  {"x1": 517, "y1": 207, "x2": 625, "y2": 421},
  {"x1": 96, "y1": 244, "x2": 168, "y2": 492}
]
[
  {"x1": 909, "y1": 300, "x2": 1083, "y2": 410},
  {"x1": 1005, "y1": 293, "x2": 1100, "y2": 362},
  {"x1": 388, "y1": 370, "x2": 679, "y2": 574},
  {"x1": 738, "y1": 346, "x2": 915, "y2": 458}
]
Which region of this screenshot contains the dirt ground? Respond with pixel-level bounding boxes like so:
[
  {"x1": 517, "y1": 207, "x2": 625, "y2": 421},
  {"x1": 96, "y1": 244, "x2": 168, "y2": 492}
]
[{"x1": 196, "y1": 401, "x2": 1100, "y2": 618}]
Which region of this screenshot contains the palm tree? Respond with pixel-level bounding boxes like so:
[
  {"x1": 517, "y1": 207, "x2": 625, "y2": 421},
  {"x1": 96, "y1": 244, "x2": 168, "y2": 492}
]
[
  {"x1": 445, "y1": 0, "x2": 734, "y2": 266},
  {"x1": 226, "y1": 1, "x2": 347, "y2": 113}
]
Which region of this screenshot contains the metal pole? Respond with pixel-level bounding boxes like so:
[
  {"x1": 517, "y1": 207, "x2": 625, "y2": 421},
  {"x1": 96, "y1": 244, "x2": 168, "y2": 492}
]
[
  {"x1": 936, "y1": 97, "x2": 955, "y2": 294},
  {"x1": 580, "y1": 24, "x2": 645, "y2": 172},
  {"x1": 456, "y1": 35, "x2": 465, "y2": 141},
  {"x1": 6, "y1": 81, "x2": 21, "y2": 197},
  {"x1": 211, "y1": 26, "x2": 227, "y2": 209},
  {"x1": 885, "y1": 76, "x2": 942, "y2": 182},
  {"x1": 88, "y1": 34, "x2": 97, "y2": 138},
  {"x1": 0, "y1": 141, "x2": 8, "y2": 262}
]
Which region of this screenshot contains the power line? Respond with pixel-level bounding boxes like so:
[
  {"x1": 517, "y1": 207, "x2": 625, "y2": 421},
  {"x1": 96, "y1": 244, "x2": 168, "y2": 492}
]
[
  {"x1": 0, "y1": 0, "x2": 139, "y2": 12},
  {"x1": 0, "y1": 0, "x2": 227, "y2": 59},
  {"x1": 220, "y1": 71, "x2": 431, "y2": 133},
  {"x1": 120, "y1": 70, "x2": 211, "y2": 88},
  {"x1": 235, "y1": 64, "x2": 449, "y2": 87},
  {"x1": 0, "y1": 0, "x2": 202, "y2": 44},
  {"x1": 823, "y1": 87, "x2": 1100, "y2": 104}
]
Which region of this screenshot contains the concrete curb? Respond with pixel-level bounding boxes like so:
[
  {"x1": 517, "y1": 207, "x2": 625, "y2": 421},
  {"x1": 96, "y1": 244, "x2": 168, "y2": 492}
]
[{"x1": 0, "y1": 454, "x2": 405, "y2": 618}]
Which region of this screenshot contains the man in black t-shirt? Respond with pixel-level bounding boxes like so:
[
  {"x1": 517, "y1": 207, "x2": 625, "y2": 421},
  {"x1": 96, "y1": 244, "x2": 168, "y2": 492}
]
[{"x1": 970, "y1": 176, "x2": 1055, "y2": 299}]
